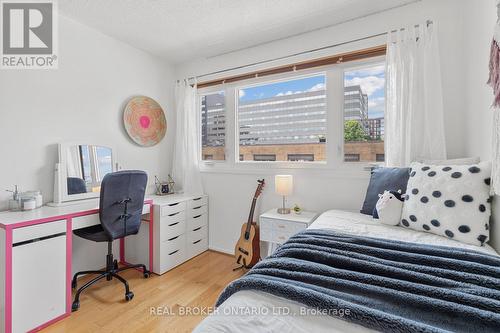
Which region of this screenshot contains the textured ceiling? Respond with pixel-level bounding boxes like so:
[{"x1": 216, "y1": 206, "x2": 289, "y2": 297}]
[{"x1": 59, "y1": 0, "x2": 418, "y2": 64}]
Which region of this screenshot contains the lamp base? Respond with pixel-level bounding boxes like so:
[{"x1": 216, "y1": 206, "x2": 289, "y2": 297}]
[{"x1": 277, "y1": 207, "x2": 291, "y2": 214}]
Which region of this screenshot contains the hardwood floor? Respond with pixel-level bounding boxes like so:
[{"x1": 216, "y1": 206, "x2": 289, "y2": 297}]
[{"x1": 44, "y1": 251, "x2": 244, "y2": 333}]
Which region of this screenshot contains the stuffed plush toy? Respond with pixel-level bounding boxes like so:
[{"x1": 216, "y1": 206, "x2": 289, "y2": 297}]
[{"x1": 373, "y1": 190, "x2": 404, "y2": 226}]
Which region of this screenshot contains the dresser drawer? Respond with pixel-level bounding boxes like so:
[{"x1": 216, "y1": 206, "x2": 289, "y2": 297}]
[
  {"x1": 160, "y1": 233, "x2": 186, "y2": 257},
  {"x1": 187, "y1": 237, "x2": 208, "y2": 258},
  {"x1": 159, "y1": 243, "x2": 186, "y2": 273},
  {"x1": 160, "y1": 219, "x2": 186, "y2": 241},
  {"x1": 160, "y1": 201, "x2": 186, "y2": 217},
  {"x1": 187, "y1": 213, "x2": 208, "y2": 230},
  {"x1": 187, "y1": 225, "x2": 208, "y2": 243},
  {"x1": 273, "y1": 229, "x2": 295, "y2": 244},
  {"x1": 187, "y1": 196, "x2": 207, "y2": 208},
  {"x1": 272, "y1": 219, "x2": 298, "y2": 233},
  {"x1": 161, "y1": 210, "x2": 185, "y2": 225},
  {"x1": 189, "y1": 204, "x2": 207, "y2": 217}
]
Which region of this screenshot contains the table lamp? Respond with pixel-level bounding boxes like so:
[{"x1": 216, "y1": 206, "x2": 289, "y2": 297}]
[{"x1": 275, "y1": 175, "x2": 293, "y2": 214}]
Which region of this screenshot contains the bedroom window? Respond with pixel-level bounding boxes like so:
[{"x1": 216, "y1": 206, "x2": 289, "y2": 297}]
[
  {"x1": 237, "y1": 74, "x2": 326, "y2": 163},
  {"x1": 201, "y1": 91, "x2": 226, "y2": 161},
  {"x1": 196, "y1": 49, "x2": 386, "y2": 170},
  {"x1": 343, "y1": 63, "x2": 385, "y2": 163}
]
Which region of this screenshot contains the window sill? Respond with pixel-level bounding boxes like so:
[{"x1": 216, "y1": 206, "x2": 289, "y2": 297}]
[{"x1": 199, "y1": 161, "x2": 373, "y2": 179}]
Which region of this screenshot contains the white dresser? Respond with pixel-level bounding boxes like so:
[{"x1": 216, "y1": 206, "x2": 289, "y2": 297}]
[{"x1": 150, "y1": 194, "x2": 209, "y2": 275}]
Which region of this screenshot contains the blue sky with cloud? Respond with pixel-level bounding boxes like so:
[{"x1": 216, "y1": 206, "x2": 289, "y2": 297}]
[{"x1": 239, "y1": 64, "x2": 385, "y2": 119}]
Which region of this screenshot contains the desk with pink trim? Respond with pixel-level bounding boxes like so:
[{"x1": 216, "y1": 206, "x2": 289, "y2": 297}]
[{"x1": 0, "y1": 198, "x2": 154, "y2": 333}]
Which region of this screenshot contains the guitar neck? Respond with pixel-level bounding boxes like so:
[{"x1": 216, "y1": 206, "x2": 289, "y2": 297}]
[{"x1": 245, "y1": 197, "x2": 257, "y2": 232}]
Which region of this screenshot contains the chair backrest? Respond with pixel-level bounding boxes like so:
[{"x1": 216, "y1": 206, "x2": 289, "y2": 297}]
[{"x1": 99, "y1": 170, "x2": 148, "y2": 240}]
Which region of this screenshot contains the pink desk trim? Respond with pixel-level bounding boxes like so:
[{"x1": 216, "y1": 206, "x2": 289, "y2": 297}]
[{"x1": 1, "y1": 199, "x2": 154, "y2": 333}]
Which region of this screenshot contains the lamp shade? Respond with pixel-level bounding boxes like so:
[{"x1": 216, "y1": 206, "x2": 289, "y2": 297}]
[{"x1": 275, "y1": 175, "x2": 293, "y2": 196}]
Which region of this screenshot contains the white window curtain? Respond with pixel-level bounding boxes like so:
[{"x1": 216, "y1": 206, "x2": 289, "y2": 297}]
[
  {"x1": 385, "y1": 22, "x2": 447, "y2": 167},
  {"x1": 172, "y1": 80, "x2": 204, "y2": 195}
]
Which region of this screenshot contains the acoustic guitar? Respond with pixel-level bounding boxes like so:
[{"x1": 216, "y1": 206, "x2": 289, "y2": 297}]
[{"x1": 234, "y1": 179, "x2": 265, "y2": 269}]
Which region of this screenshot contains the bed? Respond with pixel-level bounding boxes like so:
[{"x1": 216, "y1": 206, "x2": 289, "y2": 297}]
[{"x1": 194, "y1": 210, "x2": 500, "y2": 333}]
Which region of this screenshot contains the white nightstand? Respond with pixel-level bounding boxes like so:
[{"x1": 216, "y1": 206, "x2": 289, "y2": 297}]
[{"x1": 260, "y1": 209, "x2": 318, "y2": 256}]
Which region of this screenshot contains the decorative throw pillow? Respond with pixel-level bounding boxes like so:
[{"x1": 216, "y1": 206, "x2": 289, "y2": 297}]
[
  {"x1": 373, "y1": 190, "x2": 405, "y2": 226},
  {"x1": 401, "y1": 161, "x2": 492, "y2": 246},
  {"x1": 360, "y1": 167, "x2": 410, "y2": 215}
]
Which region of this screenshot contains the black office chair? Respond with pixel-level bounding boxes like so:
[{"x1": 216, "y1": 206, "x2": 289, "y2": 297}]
[{"x1": 71, "y1": 170, "x2": 151, "y2": 312}]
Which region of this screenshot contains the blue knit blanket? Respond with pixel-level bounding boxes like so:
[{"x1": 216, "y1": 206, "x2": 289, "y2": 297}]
[{"x1": 217, "y1": 229, "x2": 500, "y2": 332}]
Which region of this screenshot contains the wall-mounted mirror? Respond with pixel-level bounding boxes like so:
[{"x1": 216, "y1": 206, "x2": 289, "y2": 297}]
[{"x1": 52, "y1": 143, "x2": 116, "y2": 205}]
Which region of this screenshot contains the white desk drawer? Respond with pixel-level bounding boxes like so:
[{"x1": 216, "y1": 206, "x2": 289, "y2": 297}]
[
  {"x1": 161, "y1": 219, "x2": 186, "y2": 241},
  {"x1": 72, "y1": 214, "x2": 99, "y2": 231},
  {"x1": 13, "y1": 220, "x2": 66, "y2": 244},
  {"x1": 160, "y1": 243, "x2": 186, "y2": 273},
  {"x1": 187, "y1": 225, "x2": 208, "y2": 243},
  {"x1": 189, "y1": 204, "x2": 207, "y2": 217},
  {"x1": 161, "y1": 233, "x2": 185, "y2": 256},
  {"x1": 188, "y1": 237, "x2": 208, "y2": 258},
  {"x1": 187, "y1": 196, "x2": 207, "y2": 208},
  {"x1": 187, "y1": 213, "x2": 208, "y2": 230},
  {"x1": 162, "y1": 210, "x2": 186, "y2": 225},
  {"x1": 160, "y1": 201, "x2": 186, "y2": 217}
]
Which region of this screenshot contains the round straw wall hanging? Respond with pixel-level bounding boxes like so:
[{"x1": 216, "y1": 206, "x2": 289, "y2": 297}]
[{"x1": 123, "y1": 96, "x2": 167, "y2": 147}]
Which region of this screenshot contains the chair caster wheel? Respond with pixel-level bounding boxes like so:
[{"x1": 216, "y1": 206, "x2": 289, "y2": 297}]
[
  {"x1": 125, "y1": 291, "x2": 134, "y2": 301},
  {"x1": 71, "y1": 301, "x2": 80, "y2": 312},
  {"x1": 143, "y1": 271, "x2": 150, "y2": 278},
  {"x1": 113, "y1": 259, "x2": 118, "y2": 270},
  {"x1": 71, "y1": 280, "x2": 77, "y2": 289}
]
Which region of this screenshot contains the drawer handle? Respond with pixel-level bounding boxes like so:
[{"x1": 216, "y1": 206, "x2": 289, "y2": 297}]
[
  {"x1": 168, "y1": 250, "x2": 179, "y2": 255},
  {"x1": 193, "y1": 227, "x2": 201, "y2": 231},
  {"x1": 193, "y1": 214, "x2": 202, "y2": 219},
  {"x1": 193, "y1": 197, "x2": 202, "y2": 201},
  {"x1": 168, "y1": 222, "x2": 179, "y2": 227},
  {"x1": 168, "y1": 202, "x2": 180, "y2": 207},
  {"x1": 278, "y1": 225, "x2": 285, "y2": 229},
  {"x1": 193, "y1": 206, "x2": 202, "y2": 210},
  {"x1": 193, "y1": 239, "x2": 202, "y2": 244},
  {"x1": 168, "y1": 212, "x2": 180, "y2": 217},
  {"x1": 168, "y1": 236, "x2": 179, "y2": 241}
]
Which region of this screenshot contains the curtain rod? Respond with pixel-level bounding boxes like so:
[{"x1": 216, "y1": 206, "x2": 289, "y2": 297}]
[{"x1": 180, "y1": 20, "x2": 432, "y2": 83}]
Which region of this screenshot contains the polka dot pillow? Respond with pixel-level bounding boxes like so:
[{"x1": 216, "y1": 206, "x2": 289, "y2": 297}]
[{"x1": 401, "y1": 161, "x2": 492, "y2": 246}]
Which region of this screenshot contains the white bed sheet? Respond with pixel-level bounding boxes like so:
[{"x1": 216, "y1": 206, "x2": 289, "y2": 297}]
[{"x1": 194, "y1": 210, "x2": 498, "y2": 333}]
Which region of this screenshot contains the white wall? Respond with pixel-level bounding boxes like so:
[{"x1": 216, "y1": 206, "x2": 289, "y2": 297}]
[
  {"x1": 0, "y1": 14, "x2": 175, "y2": 210},
  {"x1": 175, "y1": 0, "x2": 477, "y2": 254},
  {"x1": 461, "y1": 0, "x2": 500, "y2": 248}
]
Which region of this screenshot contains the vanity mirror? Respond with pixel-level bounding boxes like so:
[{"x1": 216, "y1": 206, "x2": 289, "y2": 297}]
[{"x1": 50, "y1": 143, "x2": 116, "y2": 205}]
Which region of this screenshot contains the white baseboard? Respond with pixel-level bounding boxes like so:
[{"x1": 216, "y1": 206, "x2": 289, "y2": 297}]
[{"x1": 209, "y1": 245, "x2": 233, "y2": 255}]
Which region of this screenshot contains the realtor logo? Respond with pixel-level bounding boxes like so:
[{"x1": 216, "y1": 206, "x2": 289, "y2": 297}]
[{"x1": 1, "y1": 0, "x2": 58, "y2": 69}]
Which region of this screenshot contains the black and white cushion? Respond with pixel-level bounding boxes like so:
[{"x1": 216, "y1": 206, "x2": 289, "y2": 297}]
[{"x1": 401, "y1": 161, "x2": 492, "y2": 246}]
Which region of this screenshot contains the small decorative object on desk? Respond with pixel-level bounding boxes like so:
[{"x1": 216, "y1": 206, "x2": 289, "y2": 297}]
[
  {"x1": 155, "y1": 175, "x2": 175, "y2": 196},
  {"x1": 293, "y1": 204, "x2": 302, "y2": 215}
]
